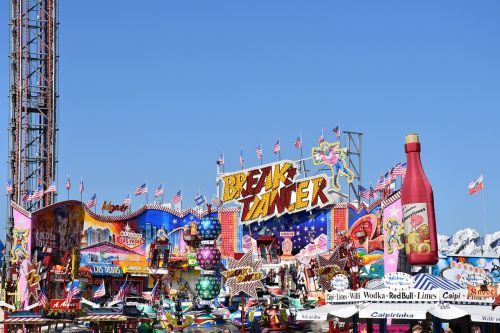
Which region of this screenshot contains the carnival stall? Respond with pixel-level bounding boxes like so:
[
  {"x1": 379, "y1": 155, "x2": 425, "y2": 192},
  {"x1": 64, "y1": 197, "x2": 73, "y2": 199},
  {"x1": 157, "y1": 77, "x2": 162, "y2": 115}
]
[{"x1": 3, "y1": 131, "x2": 499, "y2": 333}]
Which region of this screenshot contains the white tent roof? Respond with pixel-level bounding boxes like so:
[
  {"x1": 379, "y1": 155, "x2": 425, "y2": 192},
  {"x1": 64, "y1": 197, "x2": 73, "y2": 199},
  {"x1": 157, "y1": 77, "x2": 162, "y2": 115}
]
[
  {"x1": 427, "y1": 303, "x2": 468, "y2": 320},
  {"x1": 359, "y1": 303, "x2": 430, "y2": 320},
  {"x1": 296, "y1": 303, "x2": 361, "y2": 321},
  {"x1": 454, "y1": 305, "x2": 500, "y2": 323}
]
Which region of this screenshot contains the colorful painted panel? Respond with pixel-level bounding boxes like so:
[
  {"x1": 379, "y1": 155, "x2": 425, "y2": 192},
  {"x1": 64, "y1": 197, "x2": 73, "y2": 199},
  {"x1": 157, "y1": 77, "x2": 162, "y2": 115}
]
[
  {"x1": 11, "y1": 205, "x2": 32, "y2": 265},
  {"x1": 432, "y1": 256, "x2": 500, "y2": 285},
  {"x1": 382, "y1": 194, "x2": 404, "y2": 274},
  {"x1": 347, "y1": 202, "x2": 384, "y2": 279},
  {"x1": 80, "y1": 207, "x2": 238, "y2": 275},
  {"x1": 242, "y1": 208, "x2": 331, "y2": 261},
  {"x1": 30, "y1": 201, "x2": 83, "y2": 266}
]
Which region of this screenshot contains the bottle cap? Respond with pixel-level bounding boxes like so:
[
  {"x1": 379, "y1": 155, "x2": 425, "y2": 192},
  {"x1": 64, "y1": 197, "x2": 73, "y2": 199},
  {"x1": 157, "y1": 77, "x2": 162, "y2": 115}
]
[{"x1": 405, "y1": 133, "x2": 419, "y2": 144}]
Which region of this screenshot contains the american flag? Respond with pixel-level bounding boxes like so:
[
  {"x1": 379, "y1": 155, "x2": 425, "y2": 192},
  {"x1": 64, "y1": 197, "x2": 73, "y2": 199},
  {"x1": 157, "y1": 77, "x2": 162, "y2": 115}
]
[
  {"x1": 115, "y1": 280, "x2": 128, "y2": 301},
  {"x1": 134, "y1": 183, "x2": 148, "y2": 196},
  {"x1": 370, "y1": 186, "x2": 378, "y2": 199},
  {"x1": 66, "y1": 280, "x2": 80, "y2": 304},
  {"x1": 172, "y1": 190, "x2": 182, "y2": 205},
  {"x1": 22, "y1": 190, "x2": 32, "y2": 203},
  {"x1": 37, "y1": 288, "x2": 48, "y2": 308},
  {"x1": 217, "y1": 153, "x2": 224, "y2": 165},
  {"x1": 239, "y1": 149, "x2": 244, "y2": 166},
  {"x1": 154, "y1": 184, "x2": 164, "y2": 197},
  {"x1": 383, "y1": 171, "x2": 392, "y2": 186},
  {"x1": 45, "y1": 181, "x2": 57, "y2": 194},
  {"x1": 255, "y1": 145, "x2": 262, "y2": 160},
  {"x1": 332, "y1": 126, "x2": 340, "y2": 139},
  {"x1": 359, "y1": 185, "x2": 371, "y2": 199},
  {"x1": 122, "y1": 194, "x2": 131, "y2": 206},
  {"x1": 79, "y1": 178, "x2": 84, "y2": 193},
  {"x1": 273, "y1": 140, "x2": 280, "y2": 154},
  {"x1": 211, "y1": 196, "x2": 223, "y2": 207},
  {"x1": 393, "y1": 162, "x2": 407, "y2": 176},
  {"x1": 65, "y1": 177, "x2": 71, "y2": 190},
  {"x1": 294, "y1": 137, "x2": 302, "y2": 149},
  {"x1": 6, "y1": 180, "x2": 13, "y2": 194},
  {"x1": 93, "y1": 280, "x2": 106, "y2": 299},
  {"x1": 374, "y1": 176, "x2": 385, "y2": 191},
  {"x1": 42, "y1": 244, "x2": 53, "y2": 254},
  {"x1": 87, "y1": 193, "x2": 97, "y2": 208},
  {"x1": 149, "y1": 280, "x2": 159, "y2": 305},
  {"x1": 318, "y1": 133, "x2": 325, "y2": 144},
  {"x1": 33, "y1": 185, "x2": 44, "y2": 200},
  {"x1": 194, "y1": 193, "x2": 206, "y2": 206}
]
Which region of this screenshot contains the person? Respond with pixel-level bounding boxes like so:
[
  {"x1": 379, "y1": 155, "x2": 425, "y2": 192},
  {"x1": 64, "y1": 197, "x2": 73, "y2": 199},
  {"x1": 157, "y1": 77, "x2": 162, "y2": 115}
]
[
  {"x1": 249, "y1": 317, "x2": 262, "y2": 333},
  {"x1": 223, "y1": 329, "x2": 231, "y2": 333},
  {"x1": 412, "y1": 325, "x2": 423, "y2": 333},
  {"x1": 470, "y1": 326, "x2": 481, "y2": 333},
  {"x1": 165, "y1": 323, "x2": 174, "y2": 332}
]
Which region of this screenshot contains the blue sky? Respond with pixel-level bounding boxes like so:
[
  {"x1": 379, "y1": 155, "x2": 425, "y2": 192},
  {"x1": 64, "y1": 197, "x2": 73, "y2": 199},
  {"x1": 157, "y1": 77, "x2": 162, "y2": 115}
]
[{"x1": 1, "y1": 1, "x2": 499, "y2": 236}]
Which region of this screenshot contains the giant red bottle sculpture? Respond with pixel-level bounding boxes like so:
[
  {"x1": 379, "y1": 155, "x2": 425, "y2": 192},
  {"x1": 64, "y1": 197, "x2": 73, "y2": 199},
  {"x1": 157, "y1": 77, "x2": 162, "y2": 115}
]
[{"x1": 401, "y1": 133, "x2": 438, "y2": 265}]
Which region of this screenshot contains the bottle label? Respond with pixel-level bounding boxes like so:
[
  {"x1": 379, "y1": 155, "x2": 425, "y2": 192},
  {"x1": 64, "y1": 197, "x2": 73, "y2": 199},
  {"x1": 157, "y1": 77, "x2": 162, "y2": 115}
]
[{"x1": 402, "y1": 203, "x2": 432, "y2": 255}]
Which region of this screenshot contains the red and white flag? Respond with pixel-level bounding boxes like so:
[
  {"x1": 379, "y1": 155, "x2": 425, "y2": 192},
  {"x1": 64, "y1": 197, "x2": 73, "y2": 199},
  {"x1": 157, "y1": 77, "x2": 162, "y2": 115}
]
[{"x1": 468, "y1": 174, "x2": 484, "y2": 195}]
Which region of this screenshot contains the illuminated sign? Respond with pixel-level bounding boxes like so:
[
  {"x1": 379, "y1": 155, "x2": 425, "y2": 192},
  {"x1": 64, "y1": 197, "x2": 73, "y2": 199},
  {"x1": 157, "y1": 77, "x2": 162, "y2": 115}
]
[
  {"x1": 311, "y1": 141, "x2": 354, "y2": 191},
  {"x1": 89, "y1": 263, "x2": 123, "y2": 277},
  {"x1": 116, "y1": 223, "x2": 145, "y2": 249},
  {"x1": 467, "y1": 285, "x2": 498, "y2": 299},
  {"x1": 119, "y1": 261, "x2": 149, "y2": 274},
  {"x1": 382, "y1": 272, "x2": 415, "y2": 291},
  {"x1": 331, "y1": 274, "x2": 349, "y2": 291},
  {"x1": 221, "y1": 161, "x2": 333, "y2": 223},
  {"x1": 101, "y1": 201, "x2": 128, "y2": 214},
  {"x1": 50, "y1": 299, "x2": 81, "y2": 311}
]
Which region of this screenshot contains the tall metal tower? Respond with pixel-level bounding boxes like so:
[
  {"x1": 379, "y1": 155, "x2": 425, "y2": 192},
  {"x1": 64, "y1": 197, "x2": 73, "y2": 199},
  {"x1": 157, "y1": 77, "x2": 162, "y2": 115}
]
[
  {"x1": 6, "y1": 0, "x2": 58, "y2": 261},
  {"x1": 344, "y1": 131, "x2": 362, "y2": 203}
]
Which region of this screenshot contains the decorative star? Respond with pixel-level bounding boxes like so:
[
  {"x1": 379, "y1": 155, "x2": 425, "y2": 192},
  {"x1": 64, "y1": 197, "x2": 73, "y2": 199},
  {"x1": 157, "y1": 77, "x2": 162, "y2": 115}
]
[
  {"x1": 292, "y1": 215, "x2": 300, "y2": 224},
  {"x1": 484, "y1": 261, "x2": 494, "y2": 271},
  {"x1": 389, "y1": 206, "x2": 399, "y2": 218},
  {"x1": 124, "y1": 223, "x2": 132, "y2": 232},
  {"x1": 314, "y1": 246, "x2": 348, "y2": 291},
  {"x1": 189, "y1": 215, "x2": 195, "y2": 221},
  {"x1": 222, "y1": 250, "x2": 264, "y2": 299},
  {"x1": 320, "y1": 217, "x2": 326, "y2": 222},
  {"x1": 304, "y1": 226, "x2": 308, "y2": 231},
  {"x1": 172, "y1": 219, "x2": 178, "y2": 224}
]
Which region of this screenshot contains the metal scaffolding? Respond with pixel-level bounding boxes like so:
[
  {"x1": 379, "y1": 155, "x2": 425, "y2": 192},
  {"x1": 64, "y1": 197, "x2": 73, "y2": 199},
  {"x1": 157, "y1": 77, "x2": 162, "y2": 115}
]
[
  {"x1": 344, "y1": 131, "x2": 362, "y2": 203},
  {"x1": 6, "y1": 0, "x2": 58, "y2": 264}
]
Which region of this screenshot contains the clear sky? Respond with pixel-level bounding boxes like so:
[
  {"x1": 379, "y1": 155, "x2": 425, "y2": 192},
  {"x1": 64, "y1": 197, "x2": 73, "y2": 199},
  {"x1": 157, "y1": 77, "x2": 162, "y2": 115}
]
[{"x1": 1, "y1": 1, "x2": 499, "y2": 237}]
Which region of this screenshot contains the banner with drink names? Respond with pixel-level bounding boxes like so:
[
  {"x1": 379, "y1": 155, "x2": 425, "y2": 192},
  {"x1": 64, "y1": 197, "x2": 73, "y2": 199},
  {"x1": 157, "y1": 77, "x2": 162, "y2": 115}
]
[
  {"x1": 439, "y1": 289, "x2": 495, "y2": 304},
  {"x1": 327, "y1": 288, "x2": 440, "y2": 303},
  {"x1": 327, "y1": 288, "x2": 497, "y2": 304}
]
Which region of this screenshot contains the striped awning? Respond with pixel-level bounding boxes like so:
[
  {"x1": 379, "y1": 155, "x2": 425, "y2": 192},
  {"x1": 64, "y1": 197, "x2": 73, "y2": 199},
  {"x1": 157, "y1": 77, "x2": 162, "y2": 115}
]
[
  {"x1": 1, "y1": 317, "x2": 51, "y2": 324},
  {"x1": 76, "y1": 315, "x2": 128, "y2": 322},
  {"x1": 413, "y1": 273, "x2": 463, "y2": 290}
]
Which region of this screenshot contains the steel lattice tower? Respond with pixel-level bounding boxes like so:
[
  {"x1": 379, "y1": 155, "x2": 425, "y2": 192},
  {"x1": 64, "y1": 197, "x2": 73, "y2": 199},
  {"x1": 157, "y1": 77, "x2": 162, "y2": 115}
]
[{"x1": 6, "y1": 0, "x2": 58, "y2": 262}]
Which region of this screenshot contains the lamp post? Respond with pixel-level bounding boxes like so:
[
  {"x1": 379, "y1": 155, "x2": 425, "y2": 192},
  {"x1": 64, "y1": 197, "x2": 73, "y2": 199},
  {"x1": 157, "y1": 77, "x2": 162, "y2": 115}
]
[{"x1": 351, "y1": 265, "x2": 359, "y2": 291}]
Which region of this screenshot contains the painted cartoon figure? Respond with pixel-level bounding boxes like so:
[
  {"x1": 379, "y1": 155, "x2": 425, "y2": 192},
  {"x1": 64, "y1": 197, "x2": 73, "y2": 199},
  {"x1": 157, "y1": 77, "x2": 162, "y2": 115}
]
[
  {"x1": 384, "y1": 217, "x2": 404, "y2": 254},
  {"x1": 405, "y1": 224, "x2": 431, "y2": 254},
  {"x1": 10, "y1": 228, "x2": 29, "y2": 264},
  {"x1": 312, "y1": 141, "x2": 354, "y2": 191}
]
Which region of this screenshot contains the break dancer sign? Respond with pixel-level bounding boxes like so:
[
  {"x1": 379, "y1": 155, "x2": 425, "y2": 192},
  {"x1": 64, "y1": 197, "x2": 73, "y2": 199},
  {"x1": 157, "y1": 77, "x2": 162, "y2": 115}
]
[{"x1": 221, "y1": 160, "x2": 333, "y2": 223}]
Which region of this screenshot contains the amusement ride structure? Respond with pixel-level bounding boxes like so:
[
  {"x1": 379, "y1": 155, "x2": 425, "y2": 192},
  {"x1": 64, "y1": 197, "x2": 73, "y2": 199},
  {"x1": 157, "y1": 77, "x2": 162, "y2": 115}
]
[{"x1": 6, "y1": 0, "x2": 58, "y2": 268}]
